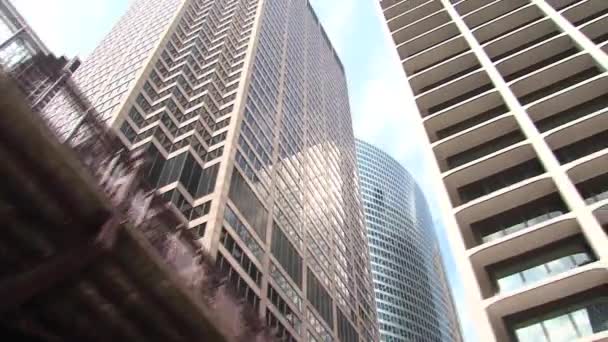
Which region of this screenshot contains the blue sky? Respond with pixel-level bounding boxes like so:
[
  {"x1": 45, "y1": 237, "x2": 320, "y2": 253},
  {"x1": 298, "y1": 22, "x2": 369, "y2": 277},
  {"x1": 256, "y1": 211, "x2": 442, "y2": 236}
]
[{"x1": 14, "y1": 0, "x2": 476, "y2": 340}]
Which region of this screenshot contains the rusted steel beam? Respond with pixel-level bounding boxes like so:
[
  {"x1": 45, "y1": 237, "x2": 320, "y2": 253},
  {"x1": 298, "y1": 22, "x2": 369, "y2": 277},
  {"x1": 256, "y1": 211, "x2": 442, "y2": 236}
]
[
  {"x1": 35, "y1": 288, "x2": 111, "y2": 342},
  {"x1": 1, "y1": 313, "x2": 63, "y2": 342},
  {"x1": 73, "y1": 279, "x2": 150, "y2": 341},
  {"x1": 91, "y1": 263, "x2": 190, "y2": 342},
  {"x1": 0, "y1": 239, "x2": 103, "y2": 314}
]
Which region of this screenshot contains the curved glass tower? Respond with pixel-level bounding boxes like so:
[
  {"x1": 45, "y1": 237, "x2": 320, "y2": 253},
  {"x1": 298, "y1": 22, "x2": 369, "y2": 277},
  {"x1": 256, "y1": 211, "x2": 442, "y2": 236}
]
[{"x1": 356, "y1": 140, "x2": 461, "y2": 342}]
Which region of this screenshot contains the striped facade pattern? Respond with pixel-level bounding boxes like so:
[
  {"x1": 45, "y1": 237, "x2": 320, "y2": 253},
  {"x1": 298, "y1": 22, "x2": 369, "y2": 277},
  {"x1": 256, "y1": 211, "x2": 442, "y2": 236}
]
[
  {"x1": 356, "y1": 140, "x2": 462, "y2": 342},
  {"x1": 380, "y1": 0, "x2": 608, "y2": 341},
  {"x1": 61, "y1": 0, "x2": 379, "y2": 341}
]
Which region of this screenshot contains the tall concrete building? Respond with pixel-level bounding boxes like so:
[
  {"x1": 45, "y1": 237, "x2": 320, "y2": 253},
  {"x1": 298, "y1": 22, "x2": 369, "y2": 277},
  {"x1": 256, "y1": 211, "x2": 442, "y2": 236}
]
[
  {"x1": 356, "y1": 140, "x2": 462, "y2": 342},
  {"x1": 51, "y1": 0, "x2": 378, "y2": 341},
  {"x1": 379, "y1": 0, "x2": 608, "y2": 341}
]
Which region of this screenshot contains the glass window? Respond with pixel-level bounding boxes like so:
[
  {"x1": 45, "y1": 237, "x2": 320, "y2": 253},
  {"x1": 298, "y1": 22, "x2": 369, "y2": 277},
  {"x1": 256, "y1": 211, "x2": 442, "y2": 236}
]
[
  {"x1": 272, "y1": 223, "x2": 303, "y2": 286},
  {"x1": 475, "y1": 194, "x2": 567, "y2": 244},
  {"x1": 545, "y1": 257, "x2": 574, "y2": 274},
  {"x1": 544, "y1": 314, "x2": 578, "y2": 342},
  {"x1": 228, "y1": 169, "x2": 268, "y2": 239},
  {"x1": 498, "y1": 273, "x2": 524, "y2": 293},
  {"x1": 573, "y1": 253, "x2": 592, "y2": 266},
  {"x1": 571, "y1": 309, "x2": 593, "y2": 337},
  {"x1": 521, "y1": 265, "x2": 549, "y2": 284},
  {"x1": 515, "y1": 323, "x2": 547, "y2": 342},
  {"x1": 491, "y1": 238, "x2": 595, "y2": 295},
  {"x1": 307, "y1": 269, "x2": 333, "y2": 327},
  {"x1": 512, "y1": 297, "x2": 608, "y2": 342}
]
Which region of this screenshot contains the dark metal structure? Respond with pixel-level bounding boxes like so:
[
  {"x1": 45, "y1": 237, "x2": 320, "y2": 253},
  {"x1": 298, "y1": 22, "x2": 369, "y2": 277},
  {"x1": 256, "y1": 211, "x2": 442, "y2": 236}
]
[{"x1": 0, "y1": 1, "x2": 274, "y2": 340}]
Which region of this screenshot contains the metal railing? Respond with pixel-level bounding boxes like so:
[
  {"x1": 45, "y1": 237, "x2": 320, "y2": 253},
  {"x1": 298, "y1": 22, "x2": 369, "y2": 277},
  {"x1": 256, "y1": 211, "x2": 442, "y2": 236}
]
[
  {"x1": 0, "y1": 27, "x2": 274, "y2": 340},
  {"x1": 1, "y1": 45, "x2": 199, "y2": 273}
]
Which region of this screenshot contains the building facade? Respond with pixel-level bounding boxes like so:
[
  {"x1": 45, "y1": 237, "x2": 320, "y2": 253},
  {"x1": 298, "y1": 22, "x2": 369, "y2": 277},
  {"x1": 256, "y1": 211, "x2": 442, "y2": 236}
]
[
  {"x1": 0, "y1": 0, "x2": 81, "y2": 111},
  {"x1": 52, "y1": 0, "x2": 378, "y2": 341},
  {"x1": 379, "y1": 0, "x2": 608, "y2": 341},
  {"x1": 356, "y1": 140, "x2": 462, "y2": 342}
]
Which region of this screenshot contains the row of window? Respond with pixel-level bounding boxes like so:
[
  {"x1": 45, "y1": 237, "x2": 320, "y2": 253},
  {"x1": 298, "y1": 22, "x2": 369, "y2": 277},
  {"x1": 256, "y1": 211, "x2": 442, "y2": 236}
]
[
  {"x1": 509, "y1": 292, "x2": 608, "y2": 342},
  {"x1": 224, "y1": 204, "x2": 264, "y2": 261},
  {"x1": 227, "y1": 169, "x2": 268, "y2": 239},
  {"x1": 577, "y1": 173, "x2": 608, "y2": 205},
  {"x1": 216, "y1": 254, "x2": 260, "y2": 310},
  {"x1": 160, "y1": 189, "x2": 211, "y2": 222},
  {"x1": 220, "y1": 228, "x2": 262, "y2": 286},
  {"x1": 270, "y1": 263, "x2": 302, "y2": 310},
  {"x1": 490, "y1": 237, "x2": 594, "y2": 295},
  {"x1": 337, "y1": 309, "x2": 359, "y2": 342},
  {"x1": 266, "y1": 309, "x2": 297, "y2": 342},
  {"x1": 430, "y1": 92, "x2": 499, "y2": 136},
  {"x1": 457, "y1": 158, "x2": 544, "y2": 204},
  {"x1": 446, "y1": 130, "x2": 525, "y2": 169},
  {"x1": 472, "y1": 193, "x2": 567, "y2": 245},
  {"x1": 140, "y1": 144, "x2": 218, "y2": 199},
  {"x1": 307, "y1": 269, "x2": 333, "y2": 328},
  {"x1": 555, "y1": 129, "x2": 608, "y2": 165},
  {"x1": 271, "y1": 222, "x2": 303, "y2": 287},
  {"x1": 268, "y1": 285, "x2": 301, "y2": 333}
]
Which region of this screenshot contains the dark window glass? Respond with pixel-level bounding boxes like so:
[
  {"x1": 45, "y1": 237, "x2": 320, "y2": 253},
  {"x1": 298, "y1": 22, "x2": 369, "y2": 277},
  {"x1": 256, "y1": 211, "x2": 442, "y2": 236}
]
[
  {"x1": 488, "y1": 237, "x2": 595, "y2": 295},
  {"x1": 228, "y1": 169, "x2": 268, "y2": 239},
  {"x1": 142, "y1": 144, "x2": 164, "y2": 187},
  {"x1": 120, "y1": 120, "x2": 137, "y2": 142},
  {"x1": 223, "y1": 205, "x2": 264, "y2": 261},
  {"x1": 220, "y1": 229, "x2": 262, "y2": 286},
  {"x1": 490, "y1": 29, "x2": 560, "y2": 63},
  {"x1": 508, "y1": 292, "x2": 608, "y2": 342},
  {"x1": 554, "y1": 129, "x2": 608, "y2": 164},
  {"x1": 338, "y1": 309, "x2": 359, "y2": 342},
  {"x1": 179, "y1": 153, "x2": 195, "y2": 190},
  {"x1": 535, "y1": 93, "x2": 608, "y2": 132},
  {"x1": 436, "y1": 104, "x2": 509, "y2": 140},
  {"x1": 195, "y1": 163, "x2": 219, "y2": 197},
  {"x1": 267, "y1": 285, "x2": 301, "y2": 333},
  {"x1": 577, "y1": 173, "x2": 608, "y2": 205},
  {"x1": 457, "y1": 159, "x2": 544, "y2": 203},
  {"x1": 428, "y1": 83, "x2": 494, "y2": 115},
  {"x1": 158, "y1": 152, "x2": 186, "y2": 187},
  {"x1": 216, "y1": 254, "x2": 260, "y2": 311},
  {"x1": 271, "y1": 223, "x2": 303, "y2": 287},
  {"x1": 307, "y1": 269, "x2": 333, "y2": 327},
  {"x1": 446, "y1": 130, "x2": 524, "y2": 169},
  {"x1": 518, "y1": 66, "x2": 602, "y2": 105},
  {"x1": 471, "y1": 193, "x2": 568, "y2": 244},
  {"x1": 265, "y1": 309, "x2": 297, "y2": 342}
]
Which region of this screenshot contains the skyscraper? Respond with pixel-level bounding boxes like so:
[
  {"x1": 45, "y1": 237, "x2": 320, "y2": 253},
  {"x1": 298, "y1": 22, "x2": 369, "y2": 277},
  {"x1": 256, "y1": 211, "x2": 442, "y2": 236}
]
[
  {"x1": 55, "y1": 0, "x2": 378, "y2": 341},
  {"x1": 356, "y1": 140, "x2": 462, "y2": 342},
  {"x1": 379, "y1": 0, "x2": 608, "y2": 341}
]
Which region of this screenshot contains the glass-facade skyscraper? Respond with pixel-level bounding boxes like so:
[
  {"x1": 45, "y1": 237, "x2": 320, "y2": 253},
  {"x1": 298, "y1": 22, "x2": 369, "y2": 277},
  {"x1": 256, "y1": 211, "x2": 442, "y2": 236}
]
[
  {"x1": 52, "y1": 0, "x2": 379, "y2": 341},
  {"x1": 356, "y1": 140, "x2": 461, "y2": 342},
  {"x1": 380, "y1": 0, "x2": 608, "y2": 341}
]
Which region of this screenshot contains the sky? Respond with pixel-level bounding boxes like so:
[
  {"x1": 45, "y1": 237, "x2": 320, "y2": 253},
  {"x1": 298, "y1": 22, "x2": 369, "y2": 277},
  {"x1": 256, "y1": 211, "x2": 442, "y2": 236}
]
[{"x1": 13, "y1": 0, "x2": 476, "y2": 340}]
